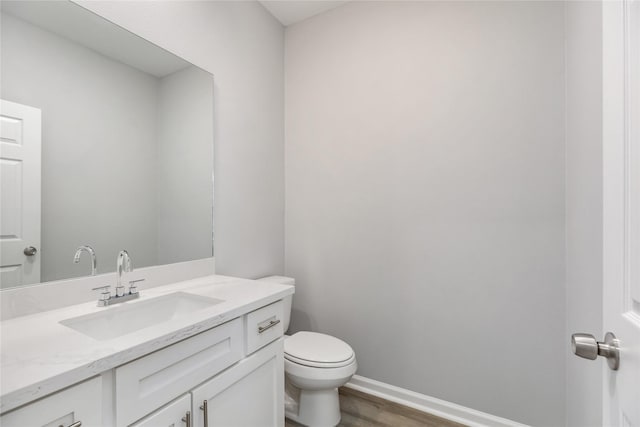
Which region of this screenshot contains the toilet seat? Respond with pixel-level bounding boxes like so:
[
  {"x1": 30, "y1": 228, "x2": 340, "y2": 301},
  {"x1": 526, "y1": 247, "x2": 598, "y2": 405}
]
[
  {"x1": 285, "y1": 352, "x2": 356, "y2": 368},
  {"x1": 285, "y1": 332, "x2": 354, "y2": 368}
]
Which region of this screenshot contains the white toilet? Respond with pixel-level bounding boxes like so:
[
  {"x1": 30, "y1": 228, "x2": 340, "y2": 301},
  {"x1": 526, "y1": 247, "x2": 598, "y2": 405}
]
[{"x1": 258, "y1": 276, "x2": 357, "y2": 427}]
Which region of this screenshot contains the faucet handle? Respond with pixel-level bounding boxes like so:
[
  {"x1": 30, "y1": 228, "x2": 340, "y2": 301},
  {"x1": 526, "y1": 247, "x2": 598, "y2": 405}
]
[
  {"x1": 91, "y1": 285, "x2": 111, "y2": 301},
  {"x1": 128, "y1": 279, "x2": 145, "y2": 294}
]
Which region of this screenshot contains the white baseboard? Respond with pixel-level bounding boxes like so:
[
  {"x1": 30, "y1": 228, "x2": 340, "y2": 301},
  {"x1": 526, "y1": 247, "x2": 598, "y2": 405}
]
[{"x1": 344, "y1": 375, "x2": 529, "y2": 427}]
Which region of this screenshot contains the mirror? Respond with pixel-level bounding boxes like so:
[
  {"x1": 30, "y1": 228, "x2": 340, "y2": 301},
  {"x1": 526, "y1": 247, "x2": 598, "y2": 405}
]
[{"x1": 0, "y1": 1, "x2": 214, "y2": 287}]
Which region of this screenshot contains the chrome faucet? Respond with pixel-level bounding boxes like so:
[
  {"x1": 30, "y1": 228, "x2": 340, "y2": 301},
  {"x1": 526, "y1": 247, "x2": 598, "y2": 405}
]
[
  {"x1": 91, "y1": 250, "x2": 144, "y2": 307},
  {"x1": 116, "y1": 250, "x2": 132, "y2": 297},
  {"x1": 74, "y1": 245, "x2": 97, "y2": 275}
]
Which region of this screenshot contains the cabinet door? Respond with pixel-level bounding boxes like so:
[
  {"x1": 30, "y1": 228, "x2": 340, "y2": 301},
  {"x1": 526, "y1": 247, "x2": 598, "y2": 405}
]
[
  {"x1": 0, "y1": 377, "x2": 102, "y2": 427},
  {"x1": 130, "y1": 394, "x2": 191, "y2": 427},
  {"x1": 191, "y1": 339, "x2": 284, "y2": 427}
]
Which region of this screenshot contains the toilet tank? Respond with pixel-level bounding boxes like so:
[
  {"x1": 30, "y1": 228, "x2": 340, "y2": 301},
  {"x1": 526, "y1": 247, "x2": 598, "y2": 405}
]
[{"x1": 257, "y1": 276, "x2": 295, "y2": 332}]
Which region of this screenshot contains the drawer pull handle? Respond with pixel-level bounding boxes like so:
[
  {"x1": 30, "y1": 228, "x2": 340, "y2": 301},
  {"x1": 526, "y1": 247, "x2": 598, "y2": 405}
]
[
  {"x1": 258, "y1": 319, "x2": 280, "y2": 334},
  {"x1": 59, "y1": 422, "x2": 81, "y2": 427},
  {"x1": 182, "y1": 410, "x2": 191, "y2": 427},
  {"x1": 200, "y1": 400, "x2": 208, "y2": 427}
]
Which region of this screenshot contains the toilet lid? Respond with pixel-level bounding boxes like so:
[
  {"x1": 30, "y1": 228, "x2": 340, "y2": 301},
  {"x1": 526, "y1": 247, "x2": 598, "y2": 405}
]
[{"x1": 284, "y1": 332, "x2": 354, "y2": 367}]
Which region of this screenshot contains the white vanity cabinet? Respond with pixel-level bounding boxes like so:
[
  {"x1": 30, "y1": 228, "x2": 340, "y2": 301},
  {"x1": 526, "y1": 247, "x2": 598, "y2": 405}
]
[
  {"x1": 132, "y1": 339, "x2": 284, "y2": 427},
  {"x1": 121, "y1": 301, "x2": 285, "y2": 427},
  {"x1": 0, "y1": 377, "x2": 102, "y2": 427},
  {"x1": 0, "y1": 296, "x2": 288, "y2": 427},
  {"x1": 115, "y1": 318, "x2": 244, "y2": 426}
]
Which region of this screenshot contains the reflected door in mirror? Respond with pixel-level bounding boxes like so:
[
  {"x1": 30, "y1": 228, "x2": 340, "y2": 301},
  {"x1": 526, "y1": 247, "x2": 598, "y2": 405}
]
[{"x1": 0, "y1": 99, "x2": 41, "y2": 287}]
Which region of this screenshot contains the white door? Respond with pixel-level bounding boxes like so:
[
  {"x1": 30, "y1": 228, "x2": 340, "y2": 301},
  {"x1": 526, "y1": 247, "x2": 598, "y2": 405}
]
[
  {"x1": 602, "y1": 0, "x2": 640, "y2": 425},
  {"x1": 0, "y1": 99, "x2": 41, "y2": 287}
]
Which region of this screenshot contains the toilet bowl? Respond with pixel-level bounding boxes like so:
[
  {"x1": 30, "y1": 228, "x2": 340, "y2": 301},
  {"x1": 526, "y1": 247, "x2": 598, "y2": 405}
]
[
  {"x1": 258, "y1": 276, "x2": 357, "y2": 427},
  {"x1": 285, "y1": 331, "x2": 357, "y2": 426}
]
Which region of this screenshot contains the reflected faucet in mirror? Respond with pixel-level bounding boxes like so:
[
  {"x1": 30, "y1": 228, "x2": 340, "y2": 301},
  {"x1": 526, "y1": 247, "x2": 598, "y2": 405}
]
[{"x1": 73, "y1": 245, "x2": 97, "y2": 276}]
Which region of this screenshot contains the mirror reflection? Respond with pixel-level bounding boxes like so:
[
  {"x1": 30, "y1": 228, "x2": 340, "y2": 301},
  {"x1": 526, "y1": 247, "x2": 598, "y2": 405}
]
[{"x1": 0, "y1": 1, "x2": 214, "y2": 287}]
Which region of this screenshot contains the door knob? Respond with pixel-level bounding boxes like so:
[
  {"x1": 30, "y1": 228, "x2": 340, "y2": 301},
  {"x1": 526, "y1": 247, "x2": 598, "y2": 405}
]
[
  {"x1": 23, "y1": 246, "x2": 37, "y2": 256},
  {"x1": 571, "y1": 332, "x2": 620, "y2": 370}
]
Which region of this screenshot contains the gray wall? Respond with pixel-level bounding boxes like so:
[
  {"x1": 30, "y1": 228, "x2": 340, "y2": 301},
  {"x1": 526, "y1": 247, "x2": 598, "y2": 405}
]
[
  {"x1": 565, "y1": 2, "x2": 603, "y2": 426},
  {"x1": 284, "y1": 2, "x2": 566, "y2": 425},
  {"x1": 76, "y1": 0, "x2": 285, "y2": 278},
  {"x1": 1, "y1": 13, "x2": 159, "y2": 282},
  {"x1": 156, "y1": 67, "x2": 214, "y2": 265}
]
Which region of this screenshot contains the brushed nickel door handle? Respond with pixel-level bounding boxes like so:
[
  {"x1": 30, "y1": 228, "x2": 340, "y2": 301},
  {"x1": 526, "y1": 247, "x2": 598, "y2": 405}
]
[
  {"x1": 571, "y1": 332, "x2": 620, "y2": 370},
  {"x1": 24, "y1": 246, "x2": 37, "y2": 256}
]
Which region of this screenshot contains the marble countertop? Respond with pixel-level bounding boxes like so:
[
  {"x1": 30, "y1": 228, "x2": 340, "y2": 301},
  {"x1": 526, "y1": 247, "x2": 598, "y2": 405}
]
[{"x1": 0, "y1": 275, "x2": 294, "y2": 414}]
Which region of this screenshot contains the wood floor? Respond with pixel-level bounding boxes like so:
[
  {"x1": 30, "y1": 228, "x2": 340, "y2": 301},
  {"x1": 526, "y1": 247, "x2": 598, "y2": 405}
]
[{"x1": 285, "y1": 387, "x2": 467, "y2": 427}]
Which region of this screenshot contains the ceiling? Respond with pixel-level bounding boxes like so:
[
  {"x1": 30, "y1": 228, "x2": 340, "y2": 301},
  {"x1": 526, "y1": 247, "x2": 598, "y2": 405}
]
[
  {"x1": 259, "y1": 1, "x2": 350, "y2": 26},
  {"x1": 1, "y1": 1, "x2": 191, "y2": 78}
]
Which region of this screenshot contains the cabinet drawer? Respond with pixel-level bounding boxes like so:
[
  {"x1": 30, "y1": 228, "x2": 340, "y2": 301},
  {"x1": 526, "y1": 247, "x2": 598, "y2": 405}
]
[
  {"x1": 0, "y1": 377, "x2": 102, "y2": 427},
  {"x1": 245, "y1": 301, "x2": 284, "y2": 355},
  {"x1": 116, "y1": 318, "x2": 242, "y2": 427}
]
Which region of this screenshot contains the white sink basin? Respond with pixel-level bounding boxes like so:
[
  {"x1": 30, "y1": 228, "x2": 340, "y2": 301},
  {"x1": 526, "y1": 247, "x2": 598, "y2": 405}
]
[{"x1": 59, "y1": 292, "x2": 223, "y2": 341}]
